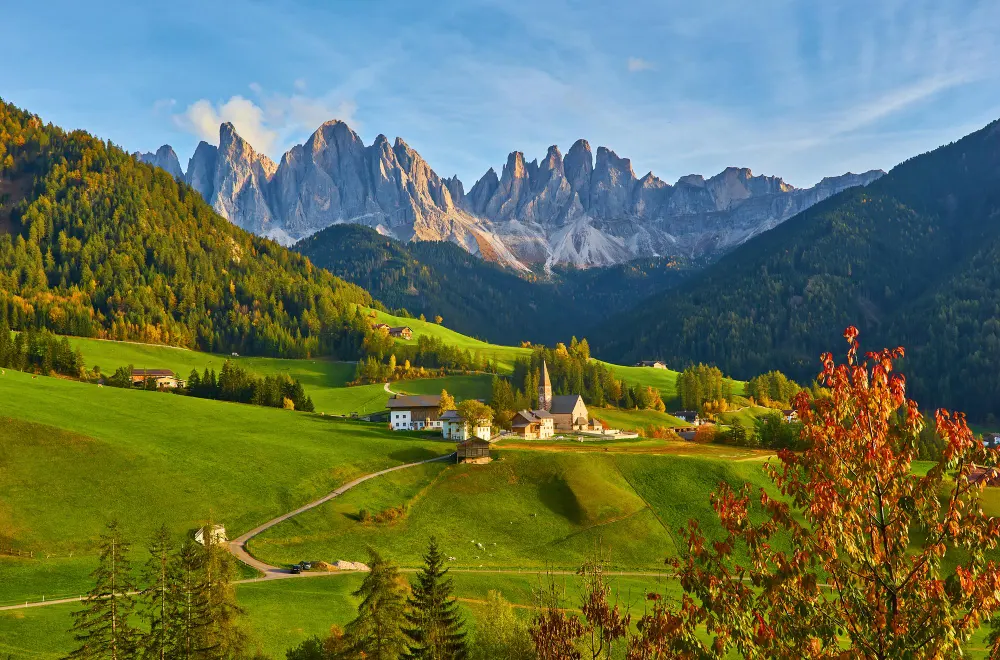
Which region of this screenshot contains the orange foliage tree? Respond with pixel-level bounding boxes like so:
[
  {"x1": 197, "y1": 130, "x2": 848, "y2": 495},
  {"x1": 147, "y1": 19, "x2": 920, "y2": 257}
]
[{"x1": 628, "y1": 327, "x2": 1000, "y2": 659}]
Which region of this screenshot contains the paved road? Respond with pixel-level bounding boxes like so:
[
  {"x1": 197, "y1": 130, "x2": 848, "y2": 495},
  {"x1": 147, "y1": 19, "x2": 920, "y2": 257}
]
[{"x1": 228, "y1": 453, "x2": 454, "y2": 578}]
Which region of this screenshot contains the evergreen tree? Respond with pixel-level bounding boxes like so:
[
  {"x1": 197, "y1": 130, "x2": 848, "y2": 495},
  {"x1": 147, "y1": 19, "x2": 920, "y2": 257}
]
[
  {"x1": 67, "y1": 520, "x2": 139, "y2": 660},
  {"x1": 201, "y1": 526, "x2": 249, "y2": 658},
  {"x1": 173, "y1": 539, "x2": 212, "y2": 659},
  {"x1": 346, "y1": 548, "x2": 410, "y2": 660},
  {"x1": 404, "y1": 537, "x2": 467, "y2": 660},
  {"x1": 140, "y1": 525, "x2": 176, "y2": 660}
]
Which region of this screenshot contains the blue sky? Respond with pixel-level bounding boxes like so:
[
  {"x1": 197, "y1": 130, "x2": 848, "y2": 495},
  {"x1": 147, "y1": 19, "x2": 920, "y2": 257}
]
[{"x1": 4, "y1": 0, "x2": 1000, "y2": 187}]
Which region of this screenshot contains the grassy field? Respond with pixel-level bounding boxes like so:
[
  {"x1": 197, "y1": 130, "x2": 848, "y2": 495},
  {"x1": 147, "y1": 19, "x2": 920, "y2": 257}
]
[
  {"x1": 0, "y1": 369, "x2": 453, "y2": 604},
  {"x1": 395, "y1": 374, "x2": 493, "y2": 400},
  {"x1": 0, "y1": 571, "x2": 684, "y2": 659},
  {"x1": 371, "y1": 309, "x2": 532, "y2": 373},
  {"x1": 250, "y1": 449, "x2": 779, "y2": 573},
  {"x1": 715, "y1": 405, "x2": 781, "y2": 428},
  {"x1": 591, "y1": 407, "x2": 691, "y2": 431}
]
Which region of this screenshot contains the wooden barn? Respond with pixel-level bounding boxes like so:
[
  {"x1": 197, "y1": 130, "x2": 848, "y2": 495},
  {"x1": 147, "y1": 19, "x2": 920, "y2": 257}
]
[{"x1": 456, "y1": 438, "x2": 492, "y2": 464}]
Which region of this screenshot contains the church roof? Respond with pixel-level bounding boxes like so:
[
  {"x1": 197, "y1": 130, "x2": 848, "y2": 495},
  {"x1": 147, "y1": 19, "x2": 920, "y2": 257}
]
[
  {"x1": 541, "y1": 360, "x2": 551, "y2": 390},
  {"x1": 550, "y1": 394, "x2": 584, "y2": 414}
]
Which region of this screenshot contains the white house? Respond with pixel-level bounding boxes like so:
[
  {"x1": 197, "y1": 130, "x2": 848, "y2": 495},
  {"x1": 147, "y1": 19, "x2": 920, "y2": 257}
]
[
  {"x1": 440, "y1": 409, "x2": 492, "y2": 442},
  {"x1": 387, "y1": 395, "x2": 444, "y2": 431},
  {"x1": 194, "y1": 524, "x2": 227, "y2": 546}
]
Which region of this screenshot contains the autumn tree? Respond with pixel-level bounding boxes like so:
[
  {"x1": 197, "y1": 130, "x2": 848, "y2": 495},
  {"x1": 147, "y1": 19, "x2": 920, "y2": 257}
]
[
  {"x1": 438, "y1": 390, "x2": 457, "y2": 416},
  {"x1": 629, "y1": 327, "x2": 1000, "y2": 659},
  {"x1": 68, "y1": 520, "x2": 139, "y2": 660},
  {"x1": 469, "y1": 590, "x2": 534, "y2": 660},
  {"x1": 577, "y1": 554, "x2": 630, "y2": 660},
  {"x1": 456, "y1": 400, "x2": 493, "y2": 428}
]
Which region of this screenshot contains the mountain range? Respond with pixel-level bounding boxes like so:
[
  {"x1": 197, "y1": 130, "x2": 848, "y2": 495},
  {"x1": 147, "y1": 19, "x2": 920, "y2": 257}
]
[
  {"x1": 592, "y1": 117, "x2": 1000, "y2": 421},
  {"x1": 138, "y1": 122, "x2": 883, "y2": 270}
]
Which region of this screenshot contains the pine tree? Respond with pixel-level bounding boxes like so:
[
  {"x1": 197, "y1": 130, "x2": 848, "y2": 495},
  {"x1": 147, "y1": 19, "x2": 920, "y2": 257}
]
[
  {"x1": 404, "y1": 537, "x2": 467, "y2": 660},
  {"x1": 201, "y1": 526, "x2": 248, "y2": 659},
  {"x1": 140, "y1": 525, "x2": 176, "y2": 660},
  {"x1": 173, "y1": 539, "x2": 212, "y2": 659},
  {"x1": 67, "y1": 520, "x2": 139, "y2": 660},
  {"x1": 346, "y1": 548, "x2": 410, "y2": 660}
]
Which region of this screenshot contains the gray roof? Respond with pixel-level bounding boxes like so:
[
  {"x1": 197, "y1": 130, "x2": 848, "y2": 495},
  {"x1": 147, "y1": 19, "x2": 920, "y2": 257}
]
[
  {"x1": 440, "y1": 409, "x2": 460, "y2": 420},
  {"x1": 387, "y1": 394, "x2": 441, "y2": 409},
  {"x1": 513, "y1": 409, "x2": 553, "y2": 426},
  {"x1": 550, "y1": 395, "x2": 584, "y2": 415}
]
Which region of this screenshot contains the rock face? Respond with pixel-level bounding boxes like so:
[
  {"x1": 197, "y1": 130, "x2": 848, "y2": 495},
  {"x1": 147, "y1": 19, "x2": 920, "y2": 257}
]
[
  {"x1": 142, "y1": 121, "x2": 884, "y2": 270},
  {"x1": 135, "y1": 145, "x2": 184, "y2": 180}
]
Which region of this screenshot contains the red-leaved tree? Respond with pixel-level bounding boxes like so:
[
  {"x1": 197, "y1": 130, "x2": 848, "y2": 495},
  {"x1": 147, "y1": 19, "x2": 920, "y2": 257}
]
[{"x1": 628, "y1": 327, "x2": 1000, "y2": 659}]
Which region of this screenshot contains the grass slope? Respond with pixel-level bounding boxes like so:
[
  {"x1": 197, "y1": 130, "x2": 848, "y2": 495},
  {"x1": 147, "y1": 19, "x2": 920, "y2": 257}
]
[
  {"x1": 0, "y1": 370, "x2": 452, "y2": 603},
  {"x1": 250, "y1": 449, "x2": 778, "y2": 573},
  {"x1": 591, "y1": 407, "x2": 691, "y2": 431}
]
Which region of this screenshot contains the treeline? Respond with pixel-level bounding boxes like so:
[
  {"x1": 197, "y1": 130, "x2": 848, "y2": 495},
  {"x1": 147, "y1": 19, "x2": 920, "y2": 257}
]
[
  {"x1": 745, "y1": 370, "x2": 801, "y2": 408},
  {"x1": 104, "y1": 360, "x2": 314, "y2": 411},
  {"x1": 353, "y1": 328, "x2": 501, "y2": 384},
  {"x1": 490, "y1": 341, "x2": 665, "y2": 426},
  {"x1": 676, "y1": 364, "x2": 735, "y2": 410},
  {"x1": 65, "y1": 521, "x2": 260, "y2": 659},
  {"x1": 0, "y1": 98, "x2": 372, "y2": 359},
  {"x1": 0, "y1": 321, "x2": 85, "y2": 377}
]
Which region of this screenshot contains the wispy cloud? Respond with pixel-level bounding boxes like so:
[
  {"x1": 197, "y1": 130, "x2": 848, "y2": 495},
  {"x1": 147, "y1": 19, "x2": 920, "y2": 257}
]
[
  {"x1": 627, "y1": 57, "x2": 654, "y2": 72},
  {"x1": 172, "y1": 83, "x2": 357, "y2": 155}
]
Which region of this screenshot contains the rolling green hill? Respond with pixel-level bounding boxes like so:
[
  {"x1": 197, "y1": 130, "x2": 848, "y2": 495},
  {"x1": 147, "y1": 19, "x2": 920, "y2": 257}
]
[
  {"x1": 250, "y1": 449, "x2": 778, "y2": 573},
  {"x1": 592, "y1": 117, "x2": 1000, "y2": 421},
  {"x1": 0, "y1": 369, "x2": 453, "y2": 604}
]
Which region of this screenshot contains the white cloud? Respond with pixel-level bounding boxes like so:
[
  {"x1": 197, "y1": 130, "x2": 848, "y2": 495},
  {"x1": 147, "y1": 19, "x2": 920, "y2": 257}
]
[
  {"x1": 627, "y1": 56, "x2": 654, "y2": 72},
  {"x1": 174, "y1": 95, "x2": 278, "y2": 153},
  {"x1": 172, "y1": 84, "x2": 357, "y2": 156}
]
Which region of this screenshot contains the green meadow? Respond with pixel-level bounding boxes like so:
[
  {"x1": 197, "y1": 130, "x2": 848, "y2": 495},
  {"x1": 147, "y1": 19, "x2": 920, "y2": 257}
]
[
  {"x1": 0, "y1": 571, "x2": 685, "y2": 659},
  {"x1": 0, "y1": 369, "x2": 453, "y2": 604},
  {"x1": 591, "y1": 407, "x2": 692, "y2": 431},
  {"x1": 250, "y1": 449, "x2": 779, "y2": 573}
]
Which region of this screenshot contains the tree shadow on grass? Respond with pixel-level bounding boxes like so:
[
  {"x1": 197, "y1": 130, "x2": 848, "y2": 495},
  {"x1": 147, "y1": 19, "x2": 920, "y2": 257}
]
[
  {"x1": 389, "y1": 446, "x2": 452, "y2": 463},
  {"x1": 537, "y1": 475, "x2": 585, "y2": 526}
]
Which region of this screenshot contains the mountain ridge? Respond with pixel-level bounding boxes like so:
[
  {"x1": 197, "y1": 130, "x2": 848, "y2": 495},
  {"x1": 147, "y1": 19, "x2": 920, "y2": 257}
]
[{"x1": 143, "y1": 122, "x2": 883, "y2": 270}]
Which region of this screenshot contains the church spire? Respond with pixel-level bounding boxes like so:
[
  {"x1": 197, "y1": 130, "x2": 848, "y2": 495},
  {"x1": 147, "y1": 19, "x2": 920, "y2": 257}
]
[{"x1": 539, "y1": 360, "x2": 552, "y2": 412}]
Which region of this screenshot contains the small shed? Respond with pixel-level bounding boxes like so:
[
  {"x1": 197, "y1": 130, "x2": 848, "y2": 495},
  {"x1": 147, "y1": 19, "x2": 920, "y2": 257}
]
[
  {"x1": 456, "y1": 438, "x2": 492, "y2": 464},
  {"x1": 194, "y1": 524, "x2": 227, "y2": 546}
]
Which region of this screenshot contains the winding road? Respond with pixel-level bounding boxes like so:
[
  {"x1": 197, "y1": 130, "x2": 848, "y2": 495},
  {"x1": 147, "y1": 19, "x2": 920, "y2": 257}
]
[{"x1": 229, "y1": 452, "x2": 454, "y2": 578}]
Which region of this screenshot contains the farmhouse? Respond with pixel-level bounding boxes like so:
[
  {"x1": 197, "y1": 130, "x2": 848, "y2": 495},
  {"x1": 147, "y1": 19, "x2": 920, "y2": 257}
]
[
  {"x1": 389, "y1": 326, "x2": 413, "y2": 339},
  {"x1": 387, "y1": 394, "x2": 443, "y2": 431},
  {"x1": 440, "y1": 409, "x2": 492, "y2": 442},
  {"x1": 372, "y1": 322, "x2": 390, "y2": 332},
  {"x1": 456, "y1": 437, "x2": 492, "y2": 464},
  {"x1": 636, "y1": 360, "x2": 667, "y2": 369},
  {"x1": 968, "y1": 466, "x2": 1000, "y2": 487},
  {"x1": 511, "y1": 409, "x2": 555, "y2": 439},
  {"x1": 782, "y1": 409, "x2": 798, "y2": 423},
  {"x1": 984, "y1": 433, "x2": 1000, "y2": 449},
  {"x1": 131, "y1": 368, "x2": 185, "y2": 389}
]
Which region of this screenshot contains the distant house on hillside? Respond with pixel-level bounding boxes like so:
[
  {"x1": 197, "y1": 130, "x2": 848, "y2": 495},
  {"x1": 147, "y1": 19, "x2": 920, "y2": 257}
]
[
  {"x1": 782, "y1": 409, "x2": 798, "y2": 423},
  {"x1": 387, "y1": 394, "x2": 443, "y2": 431},
  {"x1": 456, "y1": 438, "x2": 493, "y2": 464},
  {"x1": 441, "y1": 409, "x2": 492, "y2": 442},
  {"x1": 194, "y1": 524, "x2": 227, "y2": 546},
  {"x1": 389, "y1": 326, "x2": 413, "y2": 339},
  {"x1": 131, "y1": 368, "x2": 185, "y2": 389},
  {"x1": 512, "y1": 409, "x2": 555, "y2": 439},
  {"x1": 672, "y1": 410, "x2": 701, "y2": 425},
  {"x1": 372, "y1": 323, "x2": 390, "y2": 332},
  {"x1": 550, "y1": 395, "x2": 589, "y2": 432},
  {"x1": 983, "y1": 433, "x2": 1000, "y2": 449},
  {"x1": 636, "y1": 360, "x2": 667, "y2": 369}
]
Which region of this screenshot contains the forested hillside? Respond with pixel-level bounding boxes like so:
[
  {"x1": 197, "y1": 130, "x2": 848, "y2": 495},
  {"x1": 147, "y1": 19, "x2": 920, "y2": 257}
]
[
  {"x1": 0, "y1": 100, "x2": 372, "y2": 358},
  {"x1": 296, "y1": 224, "x2": 688, "y2": 345},
  {"x1": 593, "y1": 118, "x2": 1000, "y2": 420}
]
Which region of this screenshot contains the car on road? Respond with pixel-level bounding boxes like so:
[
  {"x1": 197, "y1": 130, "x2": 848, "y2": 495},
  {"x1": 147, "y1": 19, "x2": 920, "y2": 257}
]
[{"x1": 289, "y1": 565, "x2": 301, "y2": 574}]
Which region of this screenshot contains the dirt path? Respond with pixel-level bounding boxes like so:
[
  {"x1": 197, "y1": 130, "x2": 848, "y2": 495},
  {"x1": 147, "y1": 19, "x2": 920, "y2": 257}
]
[{"x1": 229, "y1": 453, "x2": 454, "y2": 578}]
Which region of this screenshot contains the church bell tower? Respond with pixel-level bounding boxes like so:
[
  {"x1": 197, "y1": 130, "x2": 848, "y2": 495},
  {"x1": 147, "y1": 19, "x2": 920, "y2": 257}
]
[{"x1": 539, "y1": 360, "x2": 552, "y2": 412}]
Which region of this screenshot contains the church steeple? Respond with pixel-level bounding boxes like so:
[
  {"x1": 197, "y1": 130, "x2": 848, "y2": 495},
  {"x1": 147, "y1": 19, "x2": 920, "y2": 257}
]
[{"x1": 539, "y1": 360, "x2": 552, "y2": 411}]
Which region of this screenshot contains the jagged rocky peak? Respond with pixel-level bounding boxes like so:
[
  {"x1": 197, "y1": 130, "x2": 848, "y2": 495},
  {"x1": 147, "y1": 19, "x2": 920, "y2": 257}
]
[
  {"x1": 146, "y1": 118, "x2": 885, "y2": 269},
  {"x1": 135, "y1": 144, "x2": 184, "y2": 180}
]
